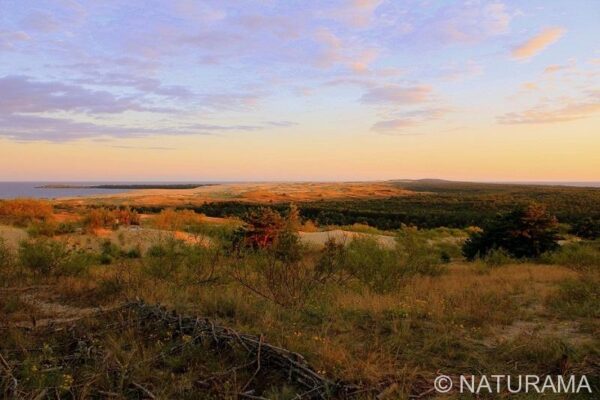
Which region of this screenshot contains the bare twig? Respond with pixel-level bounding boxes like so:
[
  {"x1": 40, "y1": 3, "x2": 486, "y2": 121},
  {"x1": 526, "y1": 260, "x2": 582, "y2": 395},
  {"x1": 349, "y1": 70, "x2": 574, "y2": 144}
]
[{"x1": 131, "y1": 381, "x2": 157, "y2": 399}]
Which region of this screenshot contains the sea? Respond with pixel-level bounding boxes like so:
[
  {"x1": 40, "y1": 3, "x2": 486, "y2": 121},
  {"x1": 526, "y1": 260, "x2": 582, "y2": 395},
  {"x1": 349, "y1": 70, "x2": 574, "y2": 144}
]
[
  {"x1": 0, "y1": 182, "x2": 216, "y2": 199},
  {"x1": 0, "y1": 182, "x2": 135, "y2": 199}
]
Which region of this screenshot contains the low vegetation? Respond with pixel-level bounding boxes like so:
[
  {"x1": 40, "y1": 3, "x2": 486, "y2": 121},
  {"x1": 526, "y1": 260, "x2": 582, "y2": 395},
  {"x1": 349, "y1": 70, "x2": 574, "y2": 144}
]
[{"x1": 1, "y1": 193, "x2": 599, "y2": 398}]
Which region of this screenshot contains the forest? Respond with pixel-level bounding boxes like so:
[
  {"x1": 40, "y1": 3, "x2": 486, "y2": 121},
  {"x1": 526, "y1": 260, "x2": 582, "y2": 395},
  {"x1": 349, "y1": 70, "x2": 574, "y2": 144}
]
[{"x1": 125, "y1": 181, "x2": 600, "y2": 230}]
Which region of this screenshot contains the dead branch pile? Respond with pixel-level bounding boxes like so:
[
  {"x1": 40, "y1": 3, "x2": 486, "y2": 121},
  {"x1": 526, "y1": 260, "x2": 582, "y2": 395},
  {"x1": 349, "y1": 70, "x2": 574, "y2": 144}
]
[
  {"x1": 1, "y1": 301, "x2": 377, "y2": 399},
  {"x1": 131, "y1": 300, "x2": 359, "y2": 399}
]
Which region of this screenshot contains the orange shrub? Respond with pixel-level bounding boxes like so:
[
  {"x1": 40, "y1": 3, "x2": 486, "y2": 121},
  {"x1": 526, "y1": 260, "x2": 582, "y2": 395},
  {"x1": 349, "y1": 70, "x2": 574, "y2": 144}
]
[
  {"x1": 0, "y1": 198, "x2": 54, "y2": 226},
  {"x1": 152, "y1": 208, "x2": 202, "y2": 230},
  {"x1": 83, "y1": 207, "x2": 139, "y2": 231}
]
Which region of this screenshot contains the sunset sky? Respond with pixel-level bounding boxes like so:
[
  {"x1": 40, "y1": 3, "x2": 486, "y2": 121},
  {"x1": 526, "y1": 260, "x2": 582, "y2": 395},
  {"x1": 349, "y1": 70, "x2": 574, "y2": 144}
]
[{"x1": 0, "y1": 0, "x2": 598, "y2": 182}]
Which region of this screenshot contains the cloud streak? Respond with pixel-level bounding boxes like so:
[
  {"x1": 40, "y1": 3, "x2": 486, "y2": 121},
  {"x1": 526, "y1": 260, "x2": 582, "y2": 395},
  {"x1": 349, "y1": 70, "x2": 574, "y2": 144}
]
[
  {"x1": 512, "y1": 27, "x2": 566, "y2": 60},
  {"x1": 360, "y1": 85, "x2": 432, "y2": 105},
  {"x1": 0, "y1": 75, "x2": 162, "y2": 114},
  {"x1": 498, "y1": 94, "x2": 600, "y2": 124},
  {"x1": 0, "y1": 113, "x2": 270, "y2": 142}
]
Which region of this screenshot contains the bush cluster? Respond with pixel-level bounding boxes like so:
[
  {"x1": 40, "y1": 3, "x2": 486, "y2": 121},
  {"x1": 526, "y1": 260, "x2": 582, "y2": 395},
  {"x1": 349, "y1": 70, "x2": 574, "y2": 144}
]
[
  {"x1": 17, "y1": 239, "x2": 93, "y2": 277},
  {"x1": 463, "y1": 203, "x2": 559, "y2": 260}
]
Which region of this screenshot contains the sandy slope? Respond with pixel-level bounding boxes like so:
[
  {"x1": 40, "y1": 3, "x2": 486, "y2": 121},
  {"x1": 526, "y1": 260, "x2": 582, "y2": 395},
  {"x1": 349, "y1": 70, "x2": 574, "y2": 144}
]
[{"x1": 56, "y1": 181, "x2": 414, "y2": 206}]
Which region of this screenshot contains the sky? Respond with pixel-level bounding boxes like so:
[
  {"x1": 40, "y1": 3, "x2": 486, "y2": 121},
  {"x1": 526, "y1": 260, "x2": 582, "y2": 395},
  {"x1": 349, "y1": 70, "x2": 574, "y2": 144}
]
[{"x1": 0, "y1": 0, "x2": 599, "y2": 182}]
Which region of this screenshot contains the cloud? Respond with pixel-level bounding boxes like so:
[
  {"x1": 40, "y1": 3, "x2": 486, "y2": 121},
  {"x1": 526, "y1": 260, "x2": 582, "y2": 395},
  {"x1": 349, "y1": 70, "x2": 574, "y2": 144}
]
[
  {"x1": 198, "y1": 92, "x2": 264, "y2": 111},
  {"x1": 438, "y1": 60, "x2": 483, "y2": 81},
  {"x1": 350, "y1": 48, "x2": 379, "y2": 73},
  {"x1": 371, "y1": 119, "x2": 416, "y2": 132},
  {"x1": 21, "y1": 10, "x2": 61, "y2": 33},
  {"x1": 521, "y1": 82, "x2": 538, "y2": 91},
  {"x1": 371, "y1": 107, "x2": 450, "y2": 133},
  {"x1": 498, "y1": 99, "x2": 600, "y2": 124},
  {"x1": 512, "y1": 27, "x2": 566, "y2": 60},
  {"x1": 72, "y1": 72, "x2": 194, "y2": 100},
  {"x1": 0, "y1": 30, "x2": 30, "y2": 49},
  {"x1": 314, "y1": 28, "x2": 344, "y2": 67},
  {"x1": 110, "y1": 145, "x2": 176, "y2": 150},
  {"x1": 0, "y1": 74, "x2": 283, "y2": 142},
  {"x1": 0, "y1": 113, "x2": 269, "y2": 142},
  {"x1": 360, "y1": 85, "x2": 432, "y2": 105},
  {"x1": 265, "y1": 121, "x2": 298, "y2": 127},
  {"x1": 544, "y1": 64, "x2": 566, "y2": 74},
  {"x1": 0, "y1": 75, "x2": 158, "y2": 114},
  {"x1": 416, "y1": 1, "x2": 513, "y2": 45},
  {"x1": 328, "y1": 0, "x2": 383, "y2": 28}
]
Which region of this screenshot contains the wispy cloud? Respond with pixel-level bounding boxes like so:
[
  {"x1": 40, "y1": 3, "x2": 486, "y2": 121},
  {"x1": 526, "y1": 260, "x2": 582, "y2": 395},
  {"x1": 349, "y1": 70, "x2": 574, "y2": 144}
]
[
  {"x1": 371, "y1": 107, "x2": 450, "y2": 133},
  {"x1": 0, "y1": 75, "x2": 164, "y2": 114},
  {"x1": 512, "y1": 27, "x2": 566, "y2": 60},
  {"x1": 0, "y1": 113, "x2": 271, "y2": 142},
  {"x1": 371, "y1": 118, "x2": 417, "y2": 132},
  {"x1": 413, "y1": 1, "x2": 513, "y2": 45},
  {"x1": 326, "y1": 0, "x2": 383, "y2": 28},
  {"x1": 72, "y1": 72, "x2": 194, "y2": 101},
  {"x1": 498, "y1": 92, "x2": 600, "y2": 124},
  {"x1": 109, "y1": 145, "x2": 176, "y2": 150},
  {"x1": 544, "y1": 64, "x2": 566, "y2": 74},
  {"x1": 360, "y1": 85, "x2": 432, "y2": 105},
  {"x1": 0, "y1": 30, "x2": 30, "y2": 49},
  {"x1": 21, "y1": 10, "x2": 61, "y2": 33}
]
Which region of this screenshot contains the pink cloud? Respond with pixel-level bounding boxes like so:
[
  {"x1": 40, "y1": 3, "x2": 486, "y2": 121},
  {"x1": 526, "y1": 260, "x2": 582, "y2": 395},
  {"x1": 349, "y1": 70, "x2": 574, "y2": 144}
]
[
  {"x1": 512, "y1": 27, "x2": 566, "y2": 60},
  {"x1": 543, "y1": 64, "x2": 566, "y2": 74},
  {"x1": 498, "y1": 101, "x2": 600, "y2": 124},
  {"x1": 371, "y1": 118, "x2": 416, "y2": 132}
]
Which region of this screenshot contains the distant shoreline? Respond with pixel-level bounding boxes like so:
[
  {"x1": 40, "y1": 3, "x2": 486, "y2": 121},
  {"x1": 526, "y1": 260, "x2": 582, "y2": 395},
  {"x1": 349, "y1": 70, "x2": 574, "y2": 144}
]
[{"x1": 36, "y1": 184, "x2": 212, "y2": 190}]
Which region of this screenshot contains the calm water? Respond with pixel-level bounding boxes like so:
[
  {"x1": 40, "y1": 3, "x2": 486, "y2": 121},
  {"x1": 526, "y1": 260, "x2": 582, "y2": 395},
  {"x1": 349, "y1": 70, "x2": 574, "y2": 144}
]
[{"x1": 0, "y1": 182, "x2": 136, "y2": 199}]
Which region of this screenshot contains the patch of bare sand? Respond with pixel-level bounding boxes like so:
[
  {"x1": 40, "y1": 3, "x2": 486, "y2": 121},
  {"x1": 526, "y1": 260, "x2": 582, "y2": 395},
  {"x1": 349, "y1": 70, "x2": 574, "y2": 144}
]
[
  {"x1": 10, "y1": 290, "x2": 119, "y2": 328},
  {"x1": 299, "y1": 230, "x2": 396, "y2": 248},
  {"x1": 488, "y1": 320, "x2": 594, "y2": 347}
]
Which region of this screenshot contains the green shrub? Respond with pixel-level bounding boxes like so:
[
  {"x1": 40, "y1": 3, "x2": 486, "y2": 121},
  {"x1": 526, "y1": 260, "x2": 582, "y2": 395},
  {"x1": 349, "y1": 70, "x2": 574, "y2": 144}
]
[
  {"x1": 0, "y1": 238, "x2": 14, "y2": 272},
  {"x1": 482, "y1": 248, "x2": 516, "y2": 267},
  {"x1": 27, "y1": 221, "x2": 57, "y2": 237},
  {"x1": 395, "y1": 228, "x2": 443, "y2": 276},
  {"x1": 463, "y1": 203, "x2": 560, "y2": 260},
  {"x1": 18, "y1": 239, "x2": 69, "y2": 276},
  {"x1": 120, "y1": 246, "x2": 141, "y2": 259},
  {"x1": 315, "y1": 238, "x2": 347, "y2": 282},
  {"x1": 180, "y1": 244, "x2": 220, "y2": 283},
  {"x1": 546, "y1": 276, "x2": 599, "y2": 318},
  {"x1": 344, "y1": 237, "x2": 399, "y2": 293},
  {"x1": 439, "y1": 251, "x2": 451, "y2": 263},
  {"x1": 96, "y1": 275, "x2": 125, "y2": 297},
  {"x1": 341, "y1": 230, "x2": 442, "y2": 293},
  {"x1": 570, "y1": 217, "x2": 600, "y2": 240},
  {"x1": 56, "y1": 222, "x2": 76, "y2": 235},
  {"x1": 272, "y1": 228, "x2": 303, "y2": 264},
  {"x1": 99, "y1": 253, "x2": 113, "y2": 265},
  {"x1": 143, "y1": 238, "x2": 185, "y2": 279},
  {"x1": 539, "y1": 242, "x2": 600, "y2": 271},
  {"x1": 60, "y1": 250, "x2": 94, "y2": 276},
  {"x1": 232, "y1": 251, "x2": 316, "y2": 307}
]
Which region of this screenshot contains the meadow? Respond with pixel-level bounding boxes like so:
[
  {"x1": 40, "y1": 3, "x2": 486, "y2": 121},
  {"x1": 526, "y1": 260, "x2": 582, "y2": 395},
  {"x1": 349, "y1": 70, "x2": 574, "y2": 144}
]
[{"x1": 0, "y1": 182, "x2": 599, "y2": 399}]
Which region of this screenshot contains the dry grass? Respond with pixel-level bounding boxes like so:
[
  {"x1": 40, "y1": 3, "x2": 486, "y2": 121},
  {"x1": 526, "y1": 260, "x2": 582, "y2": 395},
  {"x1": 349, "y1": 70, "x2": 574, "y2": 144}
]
[
  {"x1": 55, "y1": 181, "x2": 415, "y2": 207},
  {"x1": 1, "y1": 213, "x2": 598, "y2": 398}
]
